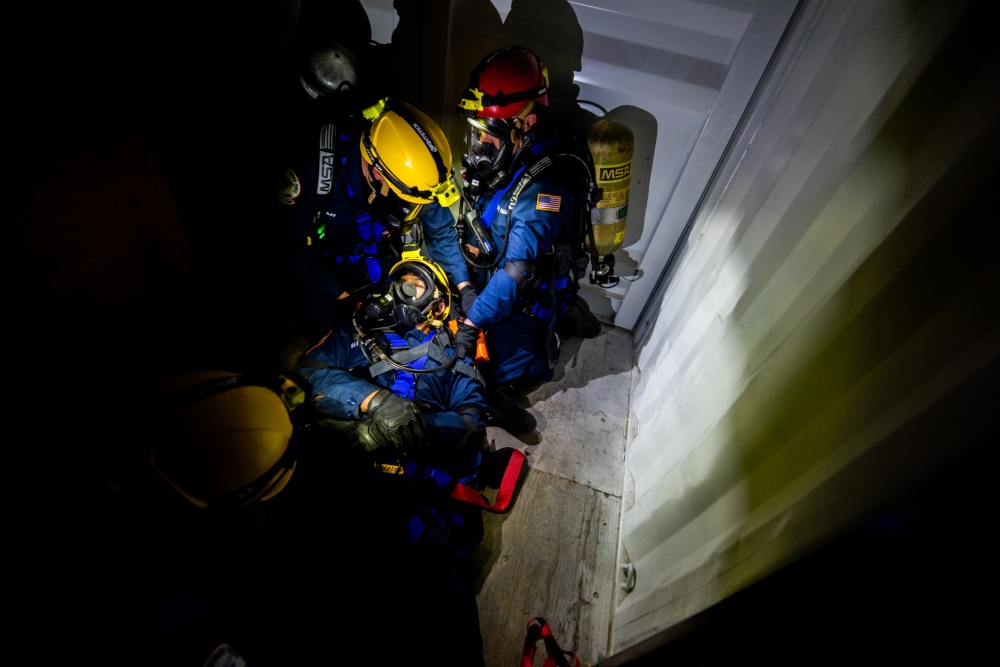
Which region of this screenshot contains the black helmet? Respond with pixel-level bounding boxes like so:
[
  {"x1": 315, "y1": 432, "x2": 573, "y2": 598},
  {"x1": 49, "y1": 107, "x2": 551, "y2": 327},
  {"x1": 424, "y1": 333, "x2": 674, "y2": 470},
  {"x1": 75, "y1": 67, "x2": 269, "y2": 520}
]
[{"x1": 298, "y1": 40, "x2": 361, "y2": 101}]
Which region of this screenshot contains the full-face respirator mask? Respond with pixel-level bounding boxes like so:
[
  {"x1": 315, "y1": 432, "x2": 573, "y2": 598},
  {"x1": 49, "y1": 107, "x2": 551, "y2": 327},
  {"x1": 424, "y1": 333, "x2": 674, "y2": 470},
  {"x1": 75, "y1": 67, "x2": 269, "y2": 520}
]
[
  {"x1": 362, "y1": 275, "x2": 430, "y2": 332},
  {"x1": 462, "y1": 117, "x2": 518, "y2": 197},
  {"x1": 356, "y1": 258, "x2": 451, "y2": 336}
]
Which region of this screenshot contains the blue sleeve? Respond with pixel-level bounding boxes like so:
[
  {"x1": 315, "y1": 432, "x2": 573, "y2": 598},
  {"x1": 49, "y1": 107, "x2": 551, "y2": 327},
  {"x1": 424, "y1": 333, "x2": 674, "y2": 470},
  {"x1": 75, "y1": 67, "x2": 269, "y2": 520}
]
[
  {"x1": 419, "y1": 202, "x2": 470, "y2": 287},
  {"x1": 297, "y1": 327, "x2": 381, "y2": 420},
  {"x1": 503, "y1": 179, "x2": 572, "y2": 261},
  {"x1": 467, "y1": 179, "x2": 573, "y2": 328},
  {"x1": 467, "y1": 269, "x2": 519, "y2": 329}
]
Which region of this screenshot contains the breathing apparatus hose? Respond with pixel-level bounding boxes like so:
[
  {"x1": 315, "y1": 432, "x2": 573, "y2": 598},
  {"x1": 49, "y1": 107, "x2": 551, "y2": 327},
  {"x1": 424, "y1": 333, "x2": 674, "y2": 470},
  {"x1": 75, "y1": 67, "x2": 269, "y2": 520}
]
[
  {"x1": 458, "y1": 155, "x2": 557, "y2": 273},
  {"x1": 353, "y1": 313, "x2": 461, "y2": 375},
  {"x1": 458, "y1": 186, "x2": 505, "y2": 271},
  {"x1": 460, "y1": 208, "x2": 498, "y2": 267}
]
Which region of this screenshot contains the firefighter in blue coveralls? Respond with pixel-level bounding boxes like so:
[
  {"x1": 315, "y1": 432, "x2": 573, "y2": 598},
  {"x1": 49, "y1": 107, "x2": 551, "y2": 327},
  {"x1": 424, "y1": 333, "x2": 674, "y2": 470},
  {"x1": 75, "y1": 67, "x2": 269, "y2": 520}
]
[
  {"x1": 451, "y1": 46, "x2": 601, "y2": 393},
  {"x1": 291, "y1": 249, "x2": 530, "y2": 578},
  {"x1": 275, "y1": 64, "x2": 473, "y2": 343},
  {"x1": 294, "y1": 251, "x2": 489, "y2": 472}
]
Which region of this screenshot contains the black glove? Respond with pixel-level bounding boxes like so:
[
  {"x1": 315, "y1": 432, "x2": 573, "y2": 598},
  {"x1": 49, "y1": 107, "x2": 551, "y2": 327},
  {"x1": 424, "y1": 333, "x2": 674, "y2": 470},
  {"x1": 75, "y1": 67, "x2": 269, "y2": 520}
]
[
  {"x1": 361, "y1": 389, "x2": 429, "y2": 457},
  {"x1": 458, "y1": 284, "x2": 478, "y2": 317},
  {"x1": 452, "y1": 321, "x2": 480, "y2": 360}
]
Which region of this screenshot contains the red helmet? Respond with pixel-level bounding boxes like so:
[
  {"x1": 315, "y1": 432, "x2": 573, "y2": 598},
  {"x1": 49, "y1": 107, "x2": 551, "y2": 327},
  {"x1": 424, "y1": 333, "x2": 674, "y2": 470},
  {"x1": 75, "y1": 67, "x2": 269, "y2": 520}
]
[
  {"x1": 456, "y1": 47, "x2": 550, "y2": 190},
  {"x1": 457, "y1": 46, "x2": 549, "y2": 120}
]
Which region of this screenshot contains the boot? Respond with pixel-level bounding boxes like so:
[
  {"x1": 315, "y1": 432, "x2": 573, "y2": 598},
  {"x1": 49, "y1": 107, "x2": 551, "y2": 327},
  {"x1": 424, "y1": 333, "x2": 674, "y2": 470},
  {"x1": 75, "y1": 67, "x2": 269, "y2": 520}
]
[{"x1": 554, "y1": 294, "x2": 602, "y2": 341}]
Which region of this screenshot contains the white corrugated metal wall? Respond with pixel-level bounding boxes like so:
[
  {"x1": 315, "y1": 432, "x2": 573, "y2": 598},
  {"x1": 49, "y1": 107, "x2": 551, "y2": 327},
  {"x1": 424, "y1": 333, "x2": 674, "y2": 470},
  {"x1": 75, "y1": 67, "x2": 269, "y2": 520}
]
[{"x1": 617, "y1": 0, "x2": 999, "y2": 653}]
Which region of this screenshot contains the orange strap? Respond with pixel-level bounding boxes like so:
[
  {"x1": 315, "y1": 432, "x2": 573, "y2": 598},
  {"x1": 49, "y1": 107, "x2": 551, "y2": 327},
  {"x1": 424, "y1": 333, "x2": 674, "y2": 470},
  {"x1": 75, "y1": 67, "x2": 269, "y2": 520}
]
[{"x1": 521, "y1": 617, "x2": 580, "y2": 667}]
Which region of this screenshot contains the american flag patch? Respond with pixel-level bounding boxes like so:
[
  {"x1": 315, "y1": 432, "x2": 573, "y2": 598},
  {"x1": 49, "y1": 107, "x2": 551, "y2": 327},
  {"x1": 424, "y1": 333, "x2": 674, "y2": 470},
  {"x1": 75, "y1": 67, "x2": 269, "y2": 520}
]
[{"x1": 536, "y1": 194, "x2": 562, "y2": 212}]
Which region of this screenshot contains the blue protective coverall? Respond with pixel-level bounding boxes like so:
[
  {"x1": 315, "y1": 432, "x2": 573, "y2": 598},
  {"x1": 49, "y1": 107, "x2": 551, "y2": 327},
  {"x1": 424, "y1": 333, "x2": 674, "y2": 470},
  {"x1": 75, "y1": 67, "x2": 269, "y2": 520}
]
[
  {"x1": 295, "y1": 319, "x2": 488, "y2": 464},
  {"x1": 277, "y1": 120, "x2": 470, "y2": 341},
  {"x1": 294, "y1": 318, "x2": 494, "y2": 571},
  {"x1": 465, "y1": 133, "x2": 583, "y2": 386}
]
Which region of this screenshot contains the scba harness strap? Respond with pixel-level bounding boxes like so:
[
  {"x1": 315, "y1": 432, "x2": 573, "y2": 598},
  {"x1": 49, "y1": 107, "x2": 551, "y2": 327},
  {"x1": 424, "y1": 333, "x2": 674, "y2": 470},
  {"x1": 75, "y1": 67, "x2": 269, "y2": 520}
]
[
  {"x1": 313, "y1": 122, "x2": 388, "y2": 284},
  {"x1": 367, "y1": 331, "x2": 487, "y2": 456},
  {"x1": 297, "y1": 330, "x2": 483, "y2": 399},
  {"x1": 367, "y1": 331, "x2": 485, "y2": 388},
  {"x1": 523, "y1": 275, "x2": 571, "y2": 323}
]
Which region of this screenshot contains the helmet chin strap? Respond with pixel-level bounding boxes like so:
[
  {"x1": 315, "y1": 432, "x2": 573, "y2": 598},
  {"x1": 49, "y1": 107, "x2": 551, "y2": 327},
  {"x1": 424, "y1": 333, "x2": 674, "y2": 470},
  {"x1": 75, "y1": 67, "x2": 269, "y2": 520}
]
[
  {"x1": 367, "y1": 179, "x2": 391, "y2": 204},
  {"x1": 365, "y1": 162, "x2": 394, "y2": 204},
  {"x1": 506, "y1": 101, "x2": 536, "y2": 154}
]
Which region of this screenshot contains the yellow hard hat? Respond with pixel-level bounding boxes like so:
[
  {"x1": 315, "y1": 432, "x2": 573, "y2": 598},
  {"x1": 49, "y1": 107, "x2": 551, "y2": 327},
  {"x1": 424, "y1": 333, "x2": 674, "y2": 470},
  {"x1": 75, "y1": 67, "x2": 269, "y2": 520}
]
[
  {"x1": 148, "y1": 371, "x2": 296, "y2": 510},
  {"x1": 361, "y1": 99, "x2": 459, "y2": 208}
]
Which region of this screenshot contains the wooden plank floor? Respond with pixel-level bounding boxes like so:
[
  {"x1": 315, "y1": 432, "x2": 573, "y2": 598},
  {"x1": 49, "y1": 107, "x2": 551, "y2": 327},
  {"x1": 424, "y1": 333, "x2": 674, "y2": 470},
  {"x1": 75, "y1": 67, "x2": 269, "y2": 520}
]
[{"x1": 472, "y1": 326, "x2": 635, "y2": 667}]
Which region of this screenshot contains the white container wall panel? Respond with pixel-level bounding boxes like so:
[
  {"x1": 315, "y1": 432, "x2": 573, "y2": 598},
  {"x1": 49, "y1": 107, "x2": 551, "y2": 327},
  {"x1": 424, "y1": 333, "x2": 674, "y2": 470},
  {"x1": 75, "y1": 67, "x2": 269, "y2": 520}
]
[
  {"x1": 616, "y1": 0, "x2": 997, "y2": 653},
  {"x1": 362, "y1": 0, "x2": 397, "y2": 43}
]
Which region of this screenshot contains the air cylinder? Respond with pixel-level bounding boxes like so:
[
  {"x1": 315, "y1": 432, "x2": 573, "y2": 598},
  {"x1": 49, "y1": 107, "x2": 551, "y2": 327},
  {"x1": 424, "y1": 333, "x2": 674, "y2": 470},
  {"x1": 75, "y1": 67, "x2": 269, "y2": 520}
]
[{"x1": 586, "y1": 118, "x2": 634, "y2": 285}]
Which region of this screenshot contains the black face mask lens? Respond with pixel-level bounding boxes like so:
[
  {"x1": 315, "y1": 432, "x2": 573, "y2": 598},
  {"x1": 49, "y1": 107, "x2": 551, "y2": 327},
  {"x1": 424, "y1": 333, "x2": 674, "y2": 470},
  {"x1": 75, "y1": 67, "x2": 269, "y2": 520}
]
[{"x1": 465, "y1": 130, "x2": 500, "y2": 176}]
